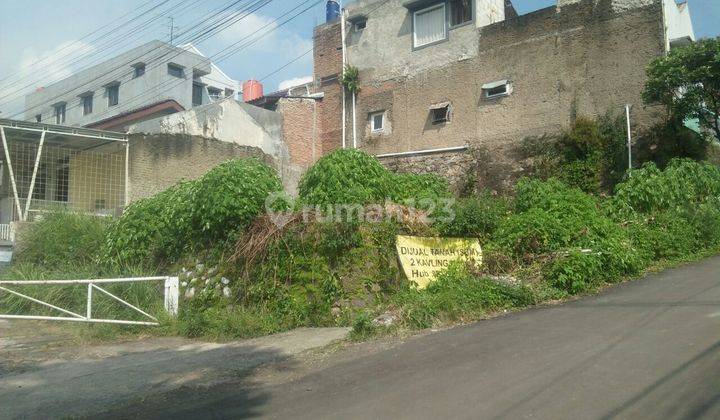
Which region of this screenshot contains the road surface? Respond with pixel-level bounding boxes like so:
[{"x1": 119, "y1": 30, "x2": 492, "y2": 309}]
[{"x1": 97, "y1": 255, "x2": 720, "y2": 419}]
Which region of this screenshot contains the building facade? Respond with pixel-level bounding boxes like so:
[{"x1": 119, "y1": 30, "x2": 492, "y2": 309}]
[
  {"x1": 24, "y1": 41, "x2": 238, "y2": 132},
  {"x1": 251, "y1": 0, "x2": 694, "y2": 192}
]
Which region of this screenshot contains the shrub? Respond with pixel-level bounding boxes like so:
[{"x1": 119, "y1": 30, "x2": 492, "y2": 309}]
[
  {"x1": 191, "y1": 158, "x2": 283, "y2": 243},
  {"x1": 434, "y1": 193, "x2": 511, "y2": 241},
  {"x1": 391, "y1": 172, "x2": 450, "y2": 204},
  {"x1": 104, "y1": 181, "x2": 195, "y2": 266},
  {"x1": 299, "y1": 149, "x2": 395, "y2": 205},
  {"x1": 545, "y1": 251, "x2": 604, "y2": 294},
  {"x1": 299, "y1": 149, "x2": 451, "y2": 207},
  {"x1": 15, "y1": 211, "x2": 109, "y2": 269},
  {"x1": 395, "y1": 263, "x2": 535, "y2": 329},
  {"x1": 611, "y1": 159, "x2": 720, "y2": 216}
]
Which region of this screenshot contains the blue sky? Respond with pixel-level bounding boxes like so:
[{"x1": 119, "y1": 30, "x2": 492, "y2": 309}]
[{"x1": 0, "y1": 0, "x2": 718, "y2": 116}]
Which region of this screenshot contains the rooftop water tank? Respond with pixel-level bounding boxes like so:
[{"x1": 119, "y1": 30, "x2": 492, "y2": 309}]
[
  {"x1": 326, "y1": 0, "x2": 341, "y2": 23},
  {"x1": 242, "y1": 80, "x2": 264, "y2": 103}
]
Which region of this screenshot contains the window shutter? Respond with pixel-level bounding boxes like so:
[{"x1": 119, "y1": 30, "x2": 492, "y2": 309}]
[{"x1": 414, "y1": 5, "x2": 446, "y2": 48}]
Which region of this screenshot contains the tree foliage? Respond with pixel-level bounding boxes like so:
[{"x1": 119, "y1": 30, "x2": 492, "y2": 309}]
[{"x1": 643, "y1": 38, "x2": 720, "y2": 139}]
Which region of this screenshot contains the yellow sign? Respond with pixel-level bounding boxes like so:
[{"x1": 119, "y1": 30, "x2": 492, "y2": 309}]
[{"x1": 395, "y1": 235, "x2": 483, "y2": 289}]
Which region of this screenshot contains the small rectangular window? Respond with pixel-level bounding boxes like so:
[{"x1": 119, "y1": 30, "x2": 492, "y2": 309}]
[
  {"x1": 355, "y1": 19, "x2": 367, "y2": 31},
  {"x1": 81, "y1": 94, "x2": 93, "y2": 115},
  {"x1": 208, "y1": 87, "x2": 222, "y2": 101},
  {"x1": 449, "y1": 0, "x2": 472, "y2": 27},
  {"x1": 133, "y1": 63, "x2": 146, "y2": 78},
  {"x1": 192, "y1": 83, "x2": 204, "y2": 106},
  {"x1": 53, "y1": 103, "x2": 66, "y2": 124},
  {"x1": 413, "y1": 4, "x2": 447, "y2": 48},
  {"x1": 35, "y1": 114, "x2": 41, "y2": 123},
  {"x1": 430, "y1": 103, "x2": 451, "y2": 124},
  {"x1": 370, "y1": 111, "x2": 385, "y2": 133},
  {"x1": 482, "y1": 80, "x2": 512, "y2": 99},
  {"x1": 107, "y1": 84, "x2": 119, "y2": 107},
  {"x1": 168, "y1": 64, "x2": 184, "y2": 78}
]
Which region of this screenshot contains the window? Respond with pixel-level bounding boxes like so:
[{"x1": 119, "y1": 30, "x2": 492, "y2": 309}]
[
  {"x1": 168, "y1": 64, "x2": 184, "y2": 78},
  {"x1": 192, "y1": 83, "x2": 204, "y2": 106},
  {"x1": 449, "y1": 0, "x2": 472, "y2": 27},
  {"x1": 133, "y1": 63, "x2": 146, "y2": 78},
  {"x1": 482, "y1": 80, "x2": 512, "y2": 99},
  {"x1": 53, "y1": 103, "x2": 66, "y2": 124},
  {"x1": 370, "y1": 111, "x2": 385, "y2": 133},
  {"x1": 35, "y1": 114, "x2": 41, "y2": 123},
  {"x1": 430, "y1": 102, "x2": 451, "y2": 124},
  {"x1": 354, "y1": 19, "x2": 367, "y2": 31},
  {"x1": 224, "y1": 88, "x2": 235, "y2": 99},
  {"x1": 208, "y1": 87, "x2": 223, "y2": 101},
  {"x1": 32, "y1": 164, "x2": 46, "y2": 200},
  {"x1": 106, "y1": 84, "x2": 119, "y2": 106},
  {"x1": 81, "y1": 93, "x2": 93, "y2": 115},
  {"x1": 413, "y1": 4, "x2": 447, "y2": 48}
]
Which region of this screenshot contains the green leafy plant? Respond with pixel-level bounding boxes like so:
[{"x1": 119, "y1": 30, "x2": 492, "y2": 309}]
[
  {"x1": 15, "y1": 211, "x2": 109, "y2": 269},
  {"x1": 643, "y1": 37, "x2": 720, "y2": 139},
  {"x1": 340, "y1": 65, "x2": 361, "y2": 94}
]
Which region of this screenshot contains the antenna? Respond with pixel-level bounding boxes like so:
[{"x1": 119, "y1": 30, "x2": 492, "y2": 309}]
[{"x1": 167, "y1": 17, "x2": 180, "y2": 45}]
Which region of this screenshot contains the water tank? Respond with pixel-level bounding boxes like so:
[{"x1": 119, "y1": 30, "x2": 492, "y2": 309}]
[
  {"x1": 326, "y1": 0, "x2": 341, "y2": 23},
  {"x1": 242, "y1": 80, "x2": 264, "y2": 103}
]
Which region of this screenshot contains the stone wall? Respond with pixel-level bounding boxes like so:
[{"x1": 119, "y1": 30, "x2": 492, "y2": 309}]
[
  {"x1": 379, "y1": 150, "x2": 477, "y2": 193},
  {"x1": 127, "y1": 133, "x2": 273, "y2": 202},
  {"x1": 346, "y1": 0, "x2": 666, "y2": 191}
]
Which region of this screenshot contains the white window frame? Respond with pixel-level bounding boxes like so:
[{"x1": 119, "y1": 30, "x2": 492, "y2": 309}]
[
  {"x1": 81, "y1": 93, "x2": 93, "y2": 116},
  {"x1": 106, "y1": 84, "x2": 120, "y2": 107},
  {"x1": 483, "y1": 81, "x2": 513, "y2": 100},
  {"x1": 370, "y1": 111, "x2": 385, "y2": 133},
  {"x1": 413, "y1": 3, "x2": 447, "y2": 49},
  {"x1": 53, "y1": 103, "x2": 66, "y2": 124}
]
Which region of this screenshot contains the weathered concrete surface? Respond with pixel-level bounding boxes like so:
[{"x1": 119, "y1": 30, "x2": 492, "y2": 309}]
[
  {"x1": 100, "y1": 256, "x2": 720, "y2": 419},
  {"x1": 0, "y1": 327, "x2": 349, "y2": 420}
]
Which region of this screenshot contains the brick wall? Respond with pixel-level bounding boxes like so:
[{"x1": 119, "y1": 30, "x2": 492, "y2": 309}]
[
  {"x1": 127, "y1": 133, "x2": 273, "y2": 202},
  {"x1": 277, "y1": 98, "x2": 318, "y2": 170},
  {"x1": 313, "y1": 22, "x2": 344, "y2": 154},
  {"x1": 342, "y1": 0, "x2": 666, "y2": 191}
]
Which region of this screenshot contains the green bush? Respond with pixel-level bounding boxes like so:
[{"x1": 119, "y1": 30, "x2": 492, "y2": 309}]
[
  {"x1": 15, "y1": 211, "x2": 109, "y2": 269},
  {"x1": 191, "y1": 159, "x2": 283, "y2": 243},
  {"x1": 299, "y1": 149, "x2": 395, "y2": 205},
  {"x1": 611, "y1": 159, "x2": 720, "y2": 216},
  {"x1": 298, "y1": 149, "x2": 451, "y2": 206},
  {"x1": 545, "y1": 251, "x2": 604, "y2": 294},
  {"x1": 395, "y1": 263, "x2": 535, "y2": 329},
  {"x1": 104, "y1": 181, "x2": 195, "y2": 266},
  {"x1": 434, "y1": 193, "x2": 511, "y2": 241},
  {"x1": 105, "y1": 159, "x2": 281, "y2": 266}
]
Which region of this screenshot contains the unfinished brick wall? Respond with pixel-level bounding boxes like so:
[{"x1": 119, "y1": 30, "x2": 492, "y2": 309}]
[
  {"x1": 313, "y1": 22, "x2": 344, "y2": 155},
  {"x1": 277, "y1": 98, "x2": 318, "y2": 170},
  {"x1": 127, "y1": 133, "x2": 273, "y2": 202},
  {"x1": 345, "y1": 0, "x2": 666, "y2": 191}
]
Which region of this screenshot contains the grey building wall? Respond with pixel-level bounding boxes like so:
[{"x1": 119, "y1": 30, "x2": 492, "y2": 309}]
[
  {"x1": 24, "y1": 41, "x2": 212, "y2": 127},
  {"x1": 341, "y1": 0, "x2": 670, "y2": 191}
]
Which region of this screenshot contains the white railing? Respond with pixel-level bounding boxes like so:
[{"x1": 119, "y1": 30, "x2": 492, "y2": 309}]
[
  {"x1": 0, "y1": 276, "x2": 179, "y2": 326},
  {"x1": 0, "y1": 224, "x2": 14, "y2": 242}
]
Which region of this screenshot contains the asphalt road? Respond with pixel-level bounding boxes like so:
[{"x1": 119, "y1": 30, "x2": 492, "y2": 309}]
[{"x1": 105, "y1": 256, "x2": 720, "y2": 419}]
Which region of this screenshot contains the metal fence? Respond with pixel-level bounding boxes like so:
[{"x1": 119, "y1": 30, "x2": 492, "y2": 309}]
[{"x1": 0, "y1": 277, "x2": 179, "y2": 326}]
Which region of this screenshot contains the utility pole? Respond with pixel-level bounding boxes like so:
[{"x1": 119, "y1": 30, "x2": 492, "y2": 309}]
[{"x1": 625, "y1": 104, "x2": 633, "y2": 173}]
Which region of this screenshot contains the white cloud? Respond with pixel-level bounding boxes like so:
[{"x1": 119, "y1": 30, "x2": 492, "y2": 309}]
[
  {"x1": 278, "y1": 76, "x2": 313, "y2": 91},
  {"x1": 219, "y1": 12, "x2": 313, "y2": 56},
  {"x1": 0, "y1": 40, "x2": 97, "y2": 116}
]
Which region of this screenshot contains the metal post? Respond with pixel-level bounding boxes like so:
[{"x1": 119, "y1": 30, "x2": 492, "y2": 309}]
[
  {"x1": 0, "y1": 127, "x2": 24, "y2": 221},
  {"x1": 340, "y1": 5, "x2": 347, "y2": 149},
  {"x1": 625, "y1": 104, "x2": 633, "y2": 173},
  {"x1": 24, "y1": 131, "x2": 45, "y2": 221},
  {"x1": 86, "y1": 283, "x2": 93, "y2": 320},
  {"x1": 352, "y1": 91, "x2": 357, "y2": 149},
  {"x1": 164, "y1": 277, "x2": 179, "y2": 316},
  {"x1": 124, "y1": 141, "x2": 130, "y2": 206}
]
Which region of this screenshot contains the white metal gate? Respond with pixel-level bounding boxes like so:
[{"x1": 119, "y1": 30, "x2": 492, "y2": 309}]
[{"x1": 0, "y1": 276, "x2": 179, "y2": 326}]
